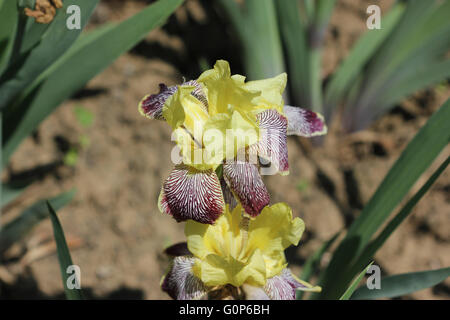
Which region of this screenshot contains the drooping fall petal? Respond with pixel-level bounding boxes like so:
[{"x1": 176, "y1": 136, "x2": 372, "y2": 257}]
[
  {"x1": 283, "y1": 105, "x2": 327, "y2": 137},
  {"x1": 161, "y1": 256, "x2": 208, "y2": 300},
  {"x1": 158, "y1": 165, "x2": 224, "y2": 224},
  {"x1": 139, "y1": 84, "x2": 177, "y2": 120},
  {"x1": 164, "y1": 242, "x2": 191, "y2": 257},
  {"x1": 241, "y1": 284, "x2": 270, "y2": 300},
  {"x1": 249, "y1": 109, "x2": 289, "y2": 174},
  {"x1": 139, "y1": 80, "x2": 207, "y2": 121},
  {"x1": 223, "y1": 160, "x2": 270, "y2": 217},
  {"x1": 264, "y1": 268, "x2": 321, "y2": 300}
]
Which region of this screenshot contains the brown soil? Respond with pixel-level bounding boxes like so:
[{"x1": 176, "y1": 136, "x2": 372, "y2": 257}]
[{"x1": 1, "y1": 0, "x2": 449, "y2": 299}]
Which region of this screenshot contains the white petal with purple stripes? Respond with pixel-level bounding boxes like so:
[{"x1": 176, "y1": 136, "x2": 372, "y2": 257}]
[
  {"x1": 161, "y1": 256, "x2": 208, "y2": 300},
  {"x1": 283, "y1": 105, "x2": 327, "y2": 137},
  {"x1": 249, "y1": 109, "x2": 289, "y2": 174},
  {"x1": 159, "y1": 165, "x2": 224, "y2": 224},
  {"x1": 223, "y1": 160, "x2": 270, "y2": 217},
  {"x1": 264, "y1": 268, "x2": 320, "y2": 300}
]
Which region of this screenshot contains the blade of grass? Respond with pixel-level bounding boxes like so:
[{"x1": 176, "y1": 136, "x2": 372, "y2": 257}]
[
  {"x1": 351, "y1": 267, "x2": 450, "y2": 300},
  {"x1": 315, "y1": 98, "x2": 450, "y2": 299},
  {"x1": 0, "y1": 190, "x2": 75, "y2": 255},
  {"x1": 339, "y1": 262, "x2": 373, "y2": 300},
  {"x1": 47, "y1": 200, "x2": 83, "y2": 300},
  {"x1": 2, "y1": 0, "x2": 183, "y2": 166}
]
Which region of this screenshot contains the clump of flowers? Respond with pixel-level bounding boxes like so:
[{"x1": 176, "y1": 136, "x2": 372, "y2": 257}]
[{"x1": 139, "y1": 60, "x2": 326, "y2": 299}]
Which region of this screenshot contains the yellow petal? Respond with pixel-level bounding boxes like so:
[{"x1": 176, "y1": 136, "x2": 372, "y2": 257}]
[
  {"x1": 163, "y1": 85, "x2": 209, "y2": 135},
  {"x1": 244, "y1": 73, "x2": 287, "y2": 112},
  {"x1": 198, "y1": 60, "x2": 260, "y2": 115},
  {"x1": 197, "y1": 254, "x2": 230, "y2": 286},
  {"x1": 203, "y1": 110, "x2": 259, "y2": 161},
  {"x1": 234, "y1": 249, "x2": 267, "y2": 287},
  {"x1": 249, "y1": 202, "x2": 304, "y2": 249}
]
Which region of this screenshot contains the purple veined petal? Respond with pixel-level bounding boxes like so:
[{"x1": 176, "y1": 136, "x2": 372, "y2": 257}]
[
  {"x1": 264, "y1": 268, "x2": 320, "y2": 300},
  {"x1": 164, "y1": 242, "x2": 191, "y2": 257},
  {"x1": 223, "y1": 160, "x2": 270, "y2": 217},
  {"x1": 249, "y1": 109, "x2": 289, "y2": 174},
  {"x1": 139, "y1": 81, "x2": 208, "y2": 120},
  {"x1": 184, "y1": 80, "x2": 209, "y2": 111},
  {"x1": 220, "y1": 177, "x2": 238, "y2": 210},
  {"x1": 161, "y1": 256, "x2": 208, "y2": 300},
  {"x1": 242, "y1": 284, "x2": 270, "y2": 300},
  {"x1": 139, "y1": 83, "x2": 178, "y2": 120},
  {"x1": 158, "y1": 164, "x2": 225, "y2": 224},
  {"x1": 283, "y1": 105, "x2": 327, "y2": 137}
]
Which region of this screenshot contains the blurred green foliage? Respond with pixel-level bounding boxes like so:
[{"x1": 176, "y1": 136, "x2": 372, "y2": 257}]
[
  {"x1": 0, "y1": 0, "x2": 183, "y2": 266},
  {"x1": 219, "y1": 0, "x2": 450, "y2": 132}
]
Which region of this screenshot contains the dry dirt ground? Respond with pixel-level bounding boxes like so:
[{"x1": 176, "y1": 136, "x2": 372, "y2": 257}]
[{"x1": 1, "y1": 0, "x2": 449, "y2": 299}]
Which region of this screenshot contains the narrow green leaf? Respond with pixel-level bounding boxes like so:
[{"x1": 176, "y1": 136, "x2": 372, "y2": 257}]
[
  {"x1": 218, "y1": 0, "x2": 285, "y2": 81},
  {"x1": 0, "y1": 0, "x2": 99, "y2": 111},
  {"x1": 349, "y1": 156, "x2": 450, "y2": 281},
  {"x1": 0, "y1": 190, "x2": 75, "y2": 255},
  {"x1": 351, "y1": 267, "x2": 450, "y2": 300},
  {"x1": 345, "y1": 99, "x2": 450, "y2": 257},
  {"x1": 1, "y1": 183, "x2": 29, "y2": 207},
  {"x1": 339, "y1": 262, "x2": 373, "y2": 300},
  {"x1": 2, "y1": 0, "x2": 183, "y2": 166},
  {"x1": 0, "y1": 0, "x2": 19, "y2": 76},
  {"x1": 316, "y1": 99, "x2": 450, "y2": 299},
  {"x1": 375, "y1": 59, "x2": 450, "y2": 116},
  {"x1": 296, "y1": 232, "x2": 340, "y2": 300},
  {"x1": 301, "y1": 233, "x2": 340, "y2": 283},
  {"x1": 47, "y1": 200, "x2": 83, "y2": 300},
  {"x1": 324, "y1": 3, "x2": 405, "y2": 116},
  {"x1": 348, "y1": 0, "x2": 450, "y2": 130},
  {"x1": 276, "y1": 0, "x2": 309, "y2": 107}
]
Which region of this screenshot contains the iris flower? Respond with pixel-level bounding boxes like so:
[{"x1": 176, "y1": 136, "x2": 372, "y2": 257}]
[
  {"x1": 161, "y1": 202, "x2": 320, "y2": 300},
  {"x1": 139, "y1": 60, "x2": 327, "y2": 224}
]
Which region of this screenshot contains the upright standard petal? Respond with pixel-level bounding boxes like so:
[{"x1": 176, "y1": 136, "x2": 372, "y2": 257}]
[
  {"x1": 161, "y1": 256, "x2": 208, "y2": 300},
  {"x1": 249, "y1": 109, "x2": 289, "y2": 174},
  {"x1": 223, "y1": 160, "x2": 269, "y2": 217},
  {"x1": 283, "y1": 105, "x2": 327, "y2": 137},
  {"x1": 264, "y1": 268, "x2": 321, "y2": 300},
  {"x1": 159, "y1": 165, "x2": 224, "y2": 224}
]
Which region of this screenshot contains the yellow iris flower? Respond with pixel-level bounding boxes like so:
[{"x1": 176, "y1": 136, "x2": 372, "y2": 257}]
[
  {"x1": 162, "y1": 60, "x2": 287, "y2": 170},
  {"x1": 185, "y1": 202, "x2": 303, "y2": 287}
]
